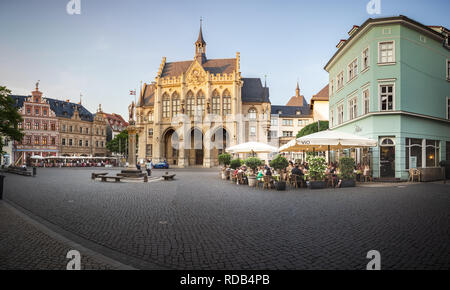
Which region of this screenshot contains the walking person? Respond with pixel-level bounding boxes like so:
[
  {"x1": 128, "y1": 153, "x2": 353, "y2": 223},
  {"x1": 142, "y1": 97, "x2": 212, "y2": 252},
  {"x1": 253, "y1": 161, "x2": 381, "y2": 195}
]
[{"x1": 146, "y1": 159, "x2": 153, "y2": 176}]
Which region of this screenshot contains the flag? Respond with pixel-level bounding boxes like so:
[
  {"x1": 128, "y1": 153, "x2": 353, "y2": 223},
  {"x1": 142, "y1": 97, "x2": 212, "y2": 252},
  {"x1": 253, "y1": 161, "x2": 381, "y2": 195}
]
[{"x1": 129, "y1": 90, "x2": 136, "y2": 95}]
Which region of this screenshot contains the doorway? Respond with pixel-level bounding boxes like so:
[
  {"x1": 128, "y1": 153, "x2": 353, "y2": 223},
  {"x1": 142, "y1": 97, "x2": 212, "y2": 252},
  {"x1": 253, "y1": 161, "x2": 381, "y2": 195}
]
[{"x1": 380, "y1": 138, "x2": 395, "y2": 178}]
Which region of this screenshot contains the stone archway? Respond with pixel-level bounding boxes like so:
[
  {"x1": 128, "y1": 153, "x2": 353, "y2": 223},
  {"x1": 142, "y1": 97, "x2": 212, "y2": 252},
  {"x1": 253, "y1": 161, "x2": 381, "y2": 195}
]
[
  {"x1": 163, "y1": 128, "x2": 179, "y2": 166},
  {"x1": 211, "y1": 127, "x2": 230, "y2": 166},
  {"x1": 188, "y1": 128, "x2": 204, "y2": 166}
]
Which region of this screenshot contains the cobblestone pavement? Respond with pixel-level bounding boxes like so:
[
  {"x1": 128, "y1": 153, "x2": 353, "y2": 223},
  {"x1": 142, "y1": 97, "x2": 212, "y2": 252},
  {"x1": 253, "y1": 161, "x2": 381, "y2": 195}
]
[
  {"x1": 1, "y1": 168, "x2": 449, "y2": 270},
  {"x1": 0, "y1": 202, "x2": 119, "y2": 270}
]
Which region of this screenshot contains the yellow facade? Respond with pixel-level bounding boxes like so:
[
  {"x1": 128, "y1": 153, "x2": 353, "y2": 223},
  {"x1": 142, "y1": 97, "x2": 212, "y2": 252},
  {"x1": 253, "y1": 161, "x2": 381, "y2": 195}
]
[{"x1": 136, "y1": 26, "x2": 271, "y2": 167}]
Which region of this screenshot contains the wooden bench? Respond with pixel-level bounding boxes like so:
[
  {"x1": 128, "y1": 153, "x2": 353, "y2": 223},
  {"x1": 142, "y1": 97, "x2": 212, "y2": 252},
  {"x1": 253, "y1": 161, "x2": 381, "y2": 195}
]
[
  {"x1": 91, "y1": 172, "x2": 108, "y2": 180},
  {"x1": 162, "y1": 173, "x2": 176, "y2": 181},
  {"x1": 100, "y1": 176, "x2": 123, "y2": 182},
  {"x1": 1, "y1": 168, "x2": 32, "y2": 176}
]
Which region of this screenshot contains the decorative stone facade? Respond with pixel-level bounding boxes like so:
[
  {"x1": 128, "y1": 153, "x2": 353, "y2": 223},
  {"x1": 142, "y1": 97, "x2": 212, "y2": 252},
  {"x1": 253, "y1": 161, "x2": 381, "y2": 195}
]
[{"x1": 136, "y1": 25, "x2": 271, "y2": 167}]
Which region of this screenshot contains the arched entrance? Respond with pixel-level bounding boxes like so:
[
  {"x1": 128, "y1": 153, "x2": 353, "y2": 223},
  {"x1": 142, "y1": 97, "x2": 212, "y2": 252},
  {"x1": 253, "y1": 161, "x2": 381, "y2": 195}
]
[
  {"x1": 379, "y1": 137, "x2": 395, "y2": 178},
  {"x1": 189, "y1": 128, "x2": 204, "y2": 166},
  {"x1": 163, "y1": 128, "x2": 179, "y2": 166},
  {"x1": 211, "y1": 127, "x2": 230, "y2": 166}
]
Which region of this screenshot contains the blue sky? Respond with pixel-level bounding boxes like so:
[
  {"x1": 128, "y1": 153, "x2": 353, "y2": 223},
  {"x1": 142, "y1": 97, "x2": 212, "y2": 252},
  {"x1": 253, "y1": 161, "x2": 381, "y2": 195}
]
[{"x1": 1, "y1": 0, "x2": 449, "y2": 118}]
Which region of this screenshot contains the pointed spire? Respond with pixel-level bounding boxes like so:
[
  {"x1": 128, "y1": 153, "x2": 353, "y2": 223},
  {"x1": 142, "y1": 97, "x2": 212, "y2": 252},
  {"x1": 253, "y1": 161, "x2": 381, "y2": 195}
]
[
  {"x1": 194, "y1": 17, "x2": 206, "y2": 64},
  {"x1": 196, "y1": 17, "x2": 206, "y2": 45},
  {"x1": 296, "y1": 79, "x2": 300, "y2": 97}
]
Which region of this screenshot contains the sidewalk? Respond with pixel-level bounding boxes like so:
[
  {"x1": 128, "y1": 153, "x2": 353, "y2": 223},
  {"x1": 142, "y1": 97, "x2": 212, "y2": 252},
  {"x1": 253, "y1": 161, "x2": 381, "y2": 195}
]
[{"x1": 0, "y1": 201, "x2": 121, "y2": 270}]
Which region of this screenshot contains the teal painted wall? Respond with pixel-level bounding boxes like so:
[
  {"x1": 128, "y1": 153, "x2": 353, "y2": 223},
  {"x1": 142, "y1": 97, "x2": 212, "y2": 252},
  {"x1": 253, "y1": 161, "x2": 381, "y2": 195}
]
[{"x1": 326, "y1": 18, "x2": 450, "y2": 180}]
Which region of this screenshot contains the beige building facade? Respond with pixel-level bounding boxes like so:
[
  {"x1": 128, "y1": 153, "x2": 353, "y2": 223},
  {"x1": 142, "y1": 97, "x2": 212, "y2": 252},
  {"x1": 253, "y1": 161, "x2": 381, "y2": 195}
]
[
  {"x1": 136, "y1": 25, "x2": 271, "y2": 167},
  {"x1": 47, "y1": 100, "x2": 108, "y2": 157}
]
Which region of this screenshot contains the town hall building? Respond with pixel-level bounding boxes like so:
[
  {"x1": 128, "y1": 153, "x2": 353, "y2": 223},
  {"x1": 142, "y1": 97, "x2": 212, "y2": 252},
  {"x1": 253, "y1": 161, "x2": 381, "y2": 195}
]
[{"x1": 136, "y1": 25, "x2": 271, "y2": 167}]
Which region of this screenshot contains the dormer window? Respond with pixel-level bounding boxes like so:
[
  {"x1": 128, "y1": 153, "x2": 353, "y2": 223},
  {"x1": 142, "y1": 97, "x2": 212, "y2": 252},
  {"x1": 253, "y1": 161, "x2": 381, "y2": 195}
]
[
  {"x1": 277, "y1": 110, "x2": 282, "y2": 114},
  {"x1": 296, "y1": 111, "x2": 301, "y2": 115}
]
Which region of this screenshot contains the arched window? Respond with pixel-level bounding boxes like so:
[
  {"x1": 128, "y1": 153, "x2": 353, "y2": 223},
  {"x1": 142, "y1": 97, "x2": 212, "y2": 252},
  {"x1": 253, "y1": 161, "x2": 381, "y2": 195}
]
[
  {"x1": 248, "y1": 108, "x2": 257, "y2": 120},
  {"x1": 222, "y1": 89, "x2": 231, "y2": 115},
  {"x1": 196, "y1": 90, "x2": 205, "y2": 116},
  {"x1": 380, "y1": 138, "x2": 395, "y2": 146},
  {"x1": 212, "y1": 90, "x2": 220, "y2": 115},
  {"x1": 162, "y1": 93, "x2": 170, "y2": 118},
  {"x1": 186, "y1": 90, "x2": 195, "y2": 117},
  {"x1": 148, "y1": 111, "x2": 153, "y2": 122},
  {"x1": 171, "y1": 92, "x2": 180, "y2": 117}
]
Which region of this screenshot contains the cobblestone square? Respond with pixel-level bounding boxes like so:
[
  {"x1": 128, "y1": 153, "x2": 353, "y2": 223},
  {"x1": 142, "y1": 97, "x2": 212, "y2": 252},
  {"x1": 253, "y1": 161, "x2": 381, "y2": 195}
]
[{"x1": 1, "y1": 168, "x2": 449, "y2": 270}]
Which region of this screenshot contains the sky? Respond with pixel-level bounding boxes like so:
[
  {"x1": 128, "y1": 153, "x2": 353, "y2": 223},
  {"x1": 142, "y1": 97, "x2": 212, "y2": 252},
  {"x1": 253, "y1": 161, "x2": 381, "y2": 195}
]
[{"x1": 1, "y1": 0, "x2": 449, "y2": 119}]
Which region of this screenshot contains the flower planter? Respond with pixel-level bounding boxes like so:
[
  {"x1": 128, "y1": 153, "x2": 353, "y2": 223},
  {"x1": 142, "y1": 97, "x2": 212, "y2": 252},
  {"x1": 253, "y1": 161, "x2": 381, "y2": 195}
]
[
  {"x1": 309, "y1": 181, "x2": 326, "y2": 189},
  {"x1": 340, "y1": 179, "x2": 356, "y2": 188},
  {"x1": 248, "y1": 176, "x2": 257, "y2": 187}
]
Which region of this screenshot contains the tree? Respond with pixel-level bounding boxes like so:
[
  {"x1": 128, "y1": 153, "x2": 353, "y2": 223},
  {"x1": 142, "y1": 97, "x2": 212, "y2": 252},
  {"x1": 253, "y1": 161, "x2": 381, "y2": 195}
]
[
  {"x1": 269, "y1": 154, "x2": 289, "y2": 180},
  {"x1": 244, "y1": 157, "x2": 263, "y2": 173},
  {"x1": 296, "y1": 121, "x2": 329, "y2": 138},
  {"x1": 0, "y1": 86, "x2": 23, "y2": 163},
  {"x1": 218, "y1": 153, "x2": 232, "y2": 166},
  {"x1": 106, "y1": 130, "x2": 129, "y2": 156}
]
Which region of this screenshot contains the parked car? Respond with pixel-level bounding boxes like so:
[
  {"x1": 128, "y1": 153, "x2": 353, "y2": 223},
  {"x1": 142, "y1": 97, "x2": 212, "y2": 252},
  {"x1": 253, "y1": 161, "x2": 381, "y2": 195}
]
[{"x1": 153, "y1": 161, "x2": 169, "y2": 169}]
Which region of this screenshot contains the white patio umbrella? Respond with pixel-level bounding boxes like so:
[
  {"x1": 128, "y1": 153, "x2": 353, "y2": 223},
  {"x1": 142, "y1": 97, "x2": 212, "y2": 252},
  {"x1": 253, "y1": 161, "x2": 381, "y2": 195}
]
[
  {"x1": 31, "y1": 155, "x2": 45, "y2": 159},
  {"x1": 226, "y1": 141, "x2": 278, "y2": 154},
  {"x1": 279, "y1": 130, "x2": 377, "y2": 152}
]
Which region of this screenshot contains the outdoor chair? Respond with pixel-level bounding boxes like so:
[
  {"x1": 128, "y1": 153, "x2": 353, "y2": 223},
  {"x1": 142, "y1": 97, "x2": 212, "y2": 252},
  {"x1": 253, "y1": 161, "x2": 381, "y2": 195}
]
[
  {"x1": 231, "y1": 172, "x2": 237, "y2": 183},
  {"x1": 237, "y1": 172, "x2": 244, "y2": 185},
  {"x1": 262, "y1": 175, "x2": 273, "y2": 190},
  {"x1": 256, "y1": 177, "x2": 264, "y2": 189},
  {"x1": 291, "y1": 174, "x2": 303, "y2": 189},
  {"x1": 325, "y1": 174, "x2": 334, "y2": 188},
  {"x1": 409, "y1": 168, "x2": 421, "y2": 182},
  {"x1": 363, "y1": 173, "x2": 373, "y2": 182}
]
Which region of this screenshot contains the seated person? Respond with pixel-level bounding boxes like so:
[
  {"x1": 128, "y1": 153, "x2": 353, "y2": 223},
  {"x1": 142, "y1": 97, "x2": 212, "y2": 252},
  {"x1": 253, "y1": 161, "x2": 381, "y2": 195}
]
[
  {"x1": 265, "y1": 165, "x2": 272, "y2": 176},
  {"x1": 291, "y1": 165, "x2": 304, "y2": 187},
  {"x1": 257, "y1": 167, "x2": 264, "y2": 181}
]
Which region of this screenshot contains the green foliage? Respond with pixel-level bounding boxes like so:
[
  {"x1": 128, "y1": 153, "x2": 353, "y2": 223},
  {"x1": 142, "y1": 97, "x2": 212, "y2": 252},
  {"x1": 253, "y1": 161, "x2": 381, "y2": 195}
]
[
  {"x1": 339, "y1": 157, "x2": 356, "y2": 180},
  {"x1": 306, "y1": 155, "x2": 327, "y2": 181},
  {"x1": 296, "y1": 121, "x2": 329, "y2": 138},
  {"x1": 244, "y1": 157, "x2": 263, "y2": 171},
  {"x1": 0, "y1": 86, "x2": 23, "y2": 157},
  {"x1": 269, "y1": 155, "x2": 289, "y2": 171},
  {"x1": 218, "y1": 153, "x2": 232, "y2": 166},
  {"x1": 106, "y1": 130, "x2": 129, "y2": 155},
  {"x1": 229, "y1": 158, "x2": 242, "y2": 169}
]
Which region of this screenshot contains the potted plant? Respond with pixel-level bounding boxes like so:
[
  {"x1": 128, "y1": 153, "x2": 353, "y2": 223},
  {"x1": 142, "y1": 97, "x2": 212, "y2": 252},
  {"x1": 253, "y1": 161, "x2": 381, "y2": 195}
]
[
  {"x1": 244, "y1": 157, "x2": 263, "y2": 187},
  {"x1": 338, "y1": 157, "x2": 356, "y2": 187},
  {"x1": 306, "y1": 155, "x2": 327, "y2": 189},
  {"x1": 218, "y1": 153, "x2": 232, "y2": 179},
  {"x1": 270, "y1": 155, "x2": 289, "y2": 191}
]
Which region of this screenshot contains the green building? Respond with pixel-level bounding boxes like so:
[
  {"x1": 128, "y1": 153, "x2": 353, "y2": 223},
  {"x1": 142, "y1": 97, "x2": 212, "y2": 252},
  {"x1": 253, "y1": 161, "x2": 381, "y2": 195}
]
[{"x1": 325, "y1": 16, "x2": 450, "y2": 180}]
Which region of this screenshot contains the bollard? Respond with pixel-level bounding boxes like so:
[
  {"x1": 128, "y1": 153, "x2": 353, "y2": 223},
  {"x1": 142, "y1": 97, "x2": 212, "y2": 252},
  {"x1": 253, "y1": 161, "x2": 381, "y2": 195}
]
[
  {"x1": 0, "y1": 175, "x2": 5, "y2": 200},
  {"x1": 33, "y1": 167, "x2": 36, "y2": 176}
]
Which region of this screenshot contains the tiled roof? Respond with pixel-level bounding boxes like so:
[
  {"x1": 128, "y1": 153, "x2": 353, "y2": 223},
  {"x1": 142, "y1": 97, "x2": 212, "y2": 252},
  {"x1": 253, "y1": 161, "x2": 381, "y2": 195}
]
[
  {"x1": 10, "y1": 95, "x2": 27, "y2": 108},
  {"x1": 241, "y1": 78, "x2": 270, "y2": 103},
  {"x1": 311, "y1": 84, "x2": 329, "y2": 102},
  {"x1": 286, "y1": 95, "x2": 307, "y2": 107},
  {"x1": 139, "y1": 83, "x2": 156, "y2": 106},
  {"x1": 160, "y1": 58, "x2": 236, "y2": 78},
  {"x1": 270, "y1": 105, "x2": 312, "y2": 117},
  {"x1": 45, "y1": 98, "x2": 94, "y2": 122},
  {"x1": 10, "y1": 95, "x2": 94, "y2": 121},
  {"x1": 104, "y1": 113, "x2": 128, "y2": 127}
]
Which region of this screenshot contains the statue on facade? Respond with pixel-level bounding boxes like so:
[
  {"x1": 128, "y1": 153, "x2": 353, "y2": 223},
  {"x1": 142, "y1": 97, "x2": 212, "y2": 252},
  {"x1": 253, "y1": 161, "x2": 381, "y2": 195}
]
[{"x1": 128, "y1": 101, "x2": 135, "y2": 122}]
